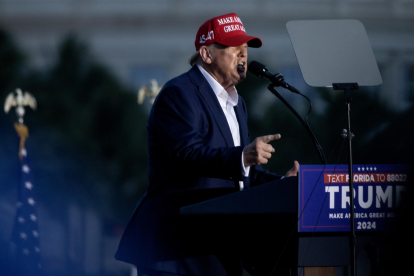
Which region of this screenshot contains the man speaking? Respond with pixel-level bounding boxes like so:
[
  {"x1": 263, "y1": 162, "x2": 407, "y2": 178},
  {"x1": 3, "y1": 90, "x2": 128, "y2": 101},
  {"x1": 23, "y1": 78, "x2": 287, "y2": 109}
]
[{"x1": 115, "y1": 13, "x2": 299, "y2": 276}]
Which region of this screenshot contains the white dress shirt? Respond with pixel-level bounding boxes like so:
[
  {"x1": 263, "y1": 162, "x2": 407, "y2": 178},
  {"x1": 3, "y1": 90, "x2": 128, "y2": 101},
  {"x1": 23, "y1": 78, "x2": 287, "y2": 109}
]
[{"x1": 197, "y1": 64, "x2": 250, "y2": 190}]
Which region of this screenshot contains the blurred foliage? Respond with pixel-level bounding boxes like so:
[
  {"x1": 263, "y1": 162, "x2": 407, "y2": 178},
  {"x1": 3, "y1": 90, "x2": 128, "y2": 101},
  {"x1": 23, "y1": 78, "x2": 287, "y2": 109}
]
[
  {"x1": 0, "y1": 30, "x2": 25, "y2": 95},
  {"x1": 0, "y1": 30, "x2": 148, "y2": 225},
  {"x1": 238, "y1": 71, "x2": 414, "y2": 175}
]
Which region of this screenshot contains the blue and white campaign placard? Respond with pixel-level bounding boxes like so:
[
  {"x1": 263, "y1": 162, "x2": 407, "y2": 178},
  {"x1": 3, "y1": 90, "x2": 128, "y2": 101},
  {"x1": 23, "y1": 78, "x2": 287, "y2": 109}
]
[{"x1": 298, "y1": 164, "x2": 410, "y2": 232}]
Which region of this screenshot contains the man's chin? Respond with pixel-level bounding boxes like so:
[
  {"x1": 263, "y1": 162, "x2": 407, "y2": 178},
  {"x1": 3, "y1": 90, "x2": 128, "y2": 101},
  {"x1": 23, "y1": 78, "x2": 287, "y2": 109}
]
[{"x1": 238, "y1": 72, "x2": 247, "y2": 81}]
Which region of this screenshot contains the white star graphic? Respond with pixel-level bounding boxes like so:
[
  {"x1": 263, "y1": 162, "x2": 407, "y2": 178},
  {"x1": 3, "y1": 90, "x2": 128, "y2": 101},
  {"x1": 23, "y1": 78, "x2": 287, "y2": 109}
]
[
  {"x1": 362, "y1": 167, "x2": 365, "y2": 171},
  {"x1": 27, "y1": 197, "x2": 35, "y2": 206},
  {"x1": 25, "y1": 182, "x2": 33, "y2": 190},
  {"x1": 32, "y1": 230, "x2": 39, "y2": 238},
  {"x1": 30, "y1": 214, "x2": 37, "y2": 222},
  {"x1": 358, "y1": 167, "x2": 360, "y2": 171},
  {"x1": 22, "y1": 165, "x2": 30, "y2": 173},
  {"x1": 21, "y1": 148, "x2": 27, "y2": 157},
  {"x1": 20, "y1": 232, "x2": 27, "y2": 240},
  {"x1": 374, "y1": 167, "x2": 377, "y2": 171},
  {"x1": 370, "y1": 167, "x2": 373, "y2": 171},
  {"x1": 23, "y1": 248, "x2": 29, "y2": 255},
  {"x1": 35, "y1": 247, "x2": 40, "y2": 253},
  {"x1": 18, "y1": 216, "x2": 25, "y2": 223}
]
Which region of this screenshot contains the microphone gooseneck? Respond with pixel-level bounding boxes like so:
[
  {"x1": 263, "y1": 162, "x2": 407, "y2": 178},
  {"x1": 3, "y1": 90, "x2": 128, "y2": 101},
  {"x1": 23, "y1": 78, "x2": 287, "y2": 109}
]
[{"x1": 248, "y1": 60, "x2": 327, "y2": 165}]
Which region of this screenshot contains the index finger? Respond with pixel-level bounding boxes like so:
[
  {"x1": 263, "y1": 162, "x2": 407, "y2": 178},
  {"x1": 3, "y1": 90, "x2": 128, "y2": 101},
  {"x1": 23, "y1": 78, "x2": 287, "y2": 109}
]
[{"x1": 260, "y1": 134, "x2": 281, "y2": 144}]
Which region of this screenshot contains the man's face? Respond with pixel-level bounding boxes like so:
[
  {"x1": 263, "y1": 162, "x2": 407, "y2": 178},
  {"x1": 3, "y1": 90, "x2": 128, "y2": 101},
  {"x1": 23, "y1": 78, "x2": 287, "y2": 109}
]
[{"x1": 208, "y1": 43, "x2": 248, "y2": 90}]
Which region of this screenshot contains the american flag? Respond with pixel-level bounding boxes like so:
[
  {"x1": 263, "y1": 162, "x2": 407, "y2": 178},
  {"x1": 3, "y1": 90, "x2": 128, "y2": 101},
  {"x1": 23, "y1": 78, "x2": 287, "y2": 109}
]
[{"x1": 11, "y1": 146, "x2": 43, "y2": 276}]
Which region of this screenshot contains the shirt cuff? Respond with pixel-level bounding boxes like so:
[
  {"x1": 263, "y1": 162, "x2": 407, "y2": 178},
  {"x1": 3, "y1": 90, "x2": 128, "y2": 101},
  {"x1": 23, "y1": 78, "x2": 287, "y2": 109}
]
[{"x1": 242, "y1": 147, "x2": 250, "y2": 177}]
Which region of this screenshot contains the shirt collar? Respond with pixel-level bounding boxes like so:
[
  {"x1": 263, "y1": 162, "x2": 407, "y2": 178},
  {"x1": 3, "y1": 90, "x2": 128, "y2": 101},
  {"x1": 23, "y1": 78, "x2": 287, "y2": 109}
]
[{"x1": 197, "y1": 64, "x2": 238, "y2": 107}]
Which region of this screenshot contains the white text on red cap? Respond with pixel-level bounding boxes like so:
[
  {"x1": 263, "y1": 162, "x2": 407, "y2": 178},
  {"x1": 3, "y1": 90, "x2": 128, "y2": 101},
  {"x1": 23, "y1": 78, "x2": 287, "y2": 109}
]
[
  {"x1": 217, "y1": 16, "x2": 243, "y2": 25},
  {"x1": 199, "y1": 31, "x2": 214, "y2": 45},
  {"x1": 224, "y1": 25, "x2": 246, "y2": 33}
]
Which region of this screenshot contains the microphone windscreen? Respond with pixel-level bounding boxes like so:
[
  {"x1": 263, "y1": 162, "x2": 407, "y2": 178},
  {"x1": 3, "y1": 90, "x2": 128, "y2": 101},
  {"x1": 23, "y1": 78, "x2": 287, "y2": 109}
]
[{"x1": 248, "y1": 60, "x2": 267, "y2": 77}]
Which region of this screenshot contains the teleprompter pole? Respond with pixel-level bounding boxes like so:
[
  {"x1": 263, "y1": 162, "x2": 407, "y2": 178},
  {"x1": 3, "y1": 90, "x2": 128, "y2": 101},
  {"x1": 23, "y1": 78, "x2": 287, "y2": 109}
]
[{"x1": 333, "y1": 83, "x2": 359, "y2": 276}]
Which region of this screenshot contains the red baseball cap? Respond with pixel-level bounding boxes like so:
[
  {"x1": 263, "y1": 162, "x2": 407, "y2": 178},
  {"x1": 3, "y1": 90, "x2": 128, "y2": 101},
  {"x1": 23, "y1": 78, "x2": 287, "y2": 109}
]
[{"x1": 195, "y1": 13, "x2": 262, "y2": 51}]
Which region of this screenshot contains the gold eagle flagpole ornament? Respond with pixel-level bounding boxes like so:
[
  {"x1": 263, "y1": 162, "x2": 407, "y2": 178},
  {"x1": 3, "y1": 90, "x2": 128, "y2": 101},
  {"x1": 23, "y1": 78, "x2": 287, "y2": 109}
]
[
  {"x1": 4, "y1": 88, "x2": 37, "y2": 159},
  {"x1": 137, "y1": 79, "x2": 162, "y2": 106}
]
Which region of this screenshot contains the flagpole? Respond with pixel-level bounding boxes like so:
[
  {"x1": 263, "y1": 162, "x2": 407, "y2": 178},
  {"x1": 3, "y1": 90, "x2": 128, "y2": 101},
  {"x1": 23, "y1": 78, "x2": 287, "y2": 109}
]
[{"x1": 5, "y1": 88, "x2": 43, "y2": 276}]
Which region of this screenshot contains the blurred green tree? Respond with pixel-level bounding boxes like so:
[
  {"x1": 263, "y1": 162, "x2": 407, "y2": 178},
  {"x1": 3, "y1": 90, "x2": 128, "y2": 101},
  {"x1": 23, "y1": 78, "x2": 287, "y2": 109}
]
[
  {"x1": 1, "y1": 31, "x2": 149, "y2": 225},
  {"x1": 0, "y1": 29, "x2": 26, "y2": 124},
  {"x1": 238, "y1": 71, "x2": 413, "y2": 175}
]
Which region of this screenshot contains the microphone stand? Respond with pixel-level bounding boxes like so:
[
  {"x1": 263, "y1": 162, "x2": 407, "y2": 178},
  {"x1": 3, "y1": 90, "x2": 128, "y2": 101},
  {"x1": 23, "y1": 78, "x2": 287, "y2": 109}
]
[{"x1": 267, "y1": 84, "x2": 326, "y2": 165}]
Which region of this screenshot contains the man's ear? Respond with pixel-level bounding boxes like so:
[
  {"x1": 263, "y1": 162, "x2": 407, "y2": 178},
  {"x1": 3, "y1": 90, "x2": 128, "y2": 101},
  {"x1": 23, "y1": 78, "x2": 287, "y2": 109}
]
[{"x1": 199, "y1": 46, "x2": 213, "y2": 65}]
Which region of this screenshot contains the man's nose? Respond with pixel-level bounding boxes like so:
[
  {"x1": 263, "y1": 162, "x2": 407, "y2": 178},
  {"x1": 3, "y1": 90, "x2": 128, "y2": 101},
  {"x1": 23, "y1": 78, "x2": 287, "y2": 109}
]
[{"x1": 239, "y1": 46, "x2": 247, "y2": 57}]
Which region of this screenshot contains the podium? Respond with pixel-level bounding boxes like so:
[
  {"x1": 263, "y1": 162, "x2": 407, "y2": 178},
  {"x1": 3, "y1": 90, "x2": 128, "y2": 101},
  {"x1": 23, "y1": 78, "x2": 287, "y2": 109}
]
[{"x1": 178, "y1": 177, "x2": 375, "y2": 276}]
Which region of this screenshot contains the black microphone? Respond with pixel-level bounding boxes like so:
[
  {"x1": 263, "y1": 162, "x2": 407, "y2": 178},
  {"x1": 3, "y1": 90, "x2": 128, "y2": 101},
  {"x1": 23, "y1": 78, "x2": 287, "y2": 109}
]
[{"x1": 248, "y1": 61, "x2": 299, "y2": 94}]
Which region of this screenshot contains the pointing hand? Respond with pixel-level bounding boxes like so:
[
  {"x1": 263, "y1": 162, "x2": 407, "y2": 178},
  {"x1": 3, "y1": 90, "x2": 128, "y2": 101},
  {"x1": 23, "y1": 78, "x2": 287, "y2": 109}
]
[{"x1": 243, "y1": 134, "x2": 281, "y2": 166}]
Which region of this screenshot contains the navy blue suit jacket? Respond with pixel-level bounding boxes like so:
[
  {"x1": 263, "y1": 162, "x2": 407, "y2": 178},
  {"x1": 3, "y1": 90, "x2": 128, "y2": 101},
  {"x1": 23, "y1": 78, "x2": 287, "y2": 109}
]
[{"x1": 115, "y1": 66, "x2": 282, "y2": 275}]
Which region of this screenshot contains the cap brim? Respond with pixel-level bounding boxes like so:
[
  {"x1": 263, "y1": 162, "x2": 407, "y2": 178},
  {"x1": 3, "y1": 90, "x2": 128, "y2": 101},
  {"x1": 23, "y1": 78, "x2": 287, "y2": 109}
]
[{"x1": 218, "y1": 35, "x2": 262, "y2": 48}]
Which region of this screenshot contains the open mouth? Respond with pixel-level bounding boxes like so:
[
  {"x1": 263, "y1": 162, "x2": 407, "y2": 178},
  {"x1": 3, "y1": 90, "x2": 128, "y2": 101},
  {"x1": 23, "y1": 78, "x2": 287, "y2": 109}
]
[{"x1": 237, "y1": 62, "x2": 245, "y2": 72}]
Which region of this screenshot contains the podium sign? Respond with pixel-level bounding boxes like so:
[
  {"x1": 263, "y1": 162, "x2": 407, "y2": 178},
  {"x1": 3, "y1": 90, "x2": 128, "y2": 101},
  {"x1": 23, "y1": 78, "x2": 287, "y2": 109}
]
[{"x1": 299, "y1": 164, "x2": 410, "y2": 232}]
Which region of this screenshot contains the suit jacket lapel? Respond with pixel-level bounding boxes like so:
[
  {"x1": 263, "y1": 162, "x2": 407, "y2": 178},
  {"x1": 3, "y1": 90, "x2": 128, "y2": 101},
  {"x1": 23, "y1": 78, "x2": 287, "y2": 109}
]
[
  {"x1": 234, "y1": 99, "x2": 250, "y2": 188},
  {"x1": 234, "y1": 103, "x2": 249, "y2": 147},
  {"x1": 187, "y1": 66, "x2": 234, "y2": 147}
]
